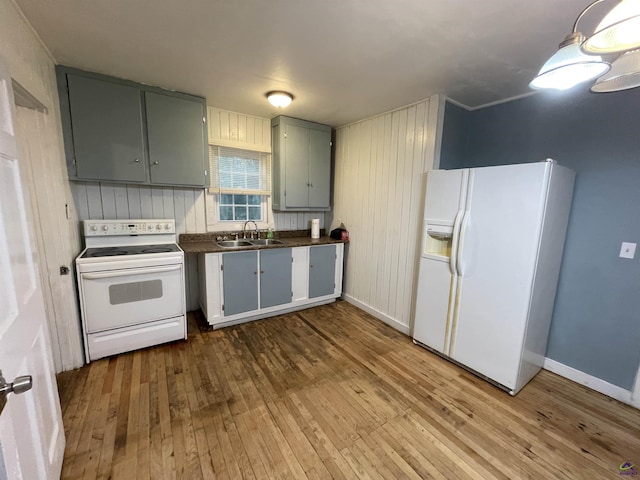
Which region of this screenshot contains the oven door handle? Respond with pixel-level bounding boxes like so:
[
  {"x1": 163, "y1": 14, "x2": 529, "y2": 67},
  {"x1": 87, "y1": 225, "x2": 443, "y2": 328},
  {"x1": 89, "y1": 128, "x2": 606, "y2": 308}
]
[{"x1": 81, "y1": 264, "x2": 182, "y2": 280}]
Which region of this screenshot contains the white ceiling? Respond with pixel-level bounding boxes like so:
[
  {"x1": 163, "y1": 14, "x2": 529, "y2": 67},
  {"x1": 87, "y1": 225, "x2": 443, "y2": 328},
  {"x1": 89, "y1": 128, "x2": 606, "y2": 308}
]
[{"x1": 15, "y1": 0, "x2": 604, "y2": 127}]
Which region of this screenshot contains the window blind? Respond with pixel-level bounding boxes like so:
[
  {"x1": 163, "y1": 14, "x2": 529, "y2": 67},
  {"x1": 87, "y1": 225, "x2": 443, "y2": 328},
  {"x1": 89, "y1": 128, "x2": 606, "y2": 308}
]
[{"x1": 209, "y1": 145, "x2": 271, "y2": 195}]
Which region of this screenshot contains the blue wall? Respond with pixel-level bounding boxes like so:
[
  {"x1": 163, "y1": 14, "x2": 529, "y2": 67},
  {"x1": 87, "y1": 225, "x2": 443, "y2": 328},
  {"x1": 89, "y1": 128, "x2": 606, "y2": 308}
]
[{"x1": 440, "y1": 90, "x2": 640, "y2": 390}]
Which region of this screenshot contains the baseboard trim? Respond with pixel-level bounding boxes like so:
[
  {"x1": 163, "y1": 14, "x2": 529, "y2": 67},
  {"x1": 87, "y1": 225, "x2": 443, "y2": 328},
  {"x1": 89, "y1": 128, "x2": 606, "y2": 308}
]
[
  {"x1": 543, "y1": 358, "x2": 638, "y2": 408},
  {"x1": 342, "y1": 294, "x2": 411, "y2": 336}
]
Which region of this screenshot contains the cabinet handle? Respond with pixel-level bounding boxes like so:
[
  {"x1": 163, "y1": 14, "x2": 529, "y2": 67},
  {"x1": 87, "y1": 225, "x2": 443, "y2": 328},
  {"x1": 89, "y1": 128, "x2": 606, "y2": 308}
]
[
  {"x1": 153, "y1": 161, "x2": 159, "y2": 165},
  {"x1": 260, "y1": 270, "x2": 265, "y2": 274},
  {"x1": 254, "y1": 271, "x2": 257, "y2": 275},
  {"x1": 310, "y1": 264, "x2": 314, "y2": 268},
  {"x1": 134, "y1": 158, "x2": 140, "y2": 163},
  {"x1": 310, "y1": 182, "x2": 314, "y2": 187}
]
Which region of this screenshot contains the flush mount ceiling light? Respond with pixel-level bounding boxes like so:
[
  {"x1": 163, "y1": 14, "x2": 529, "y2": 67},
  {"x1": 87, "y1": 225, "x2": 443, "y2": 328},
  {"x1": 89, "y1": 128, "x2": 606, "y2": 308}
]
[
  {"x1": 530, "y1": 0, "x2": 640, "y2": 92},
  {"x1": 266, "y1": 91, "x2": 293, "y2": 108}
]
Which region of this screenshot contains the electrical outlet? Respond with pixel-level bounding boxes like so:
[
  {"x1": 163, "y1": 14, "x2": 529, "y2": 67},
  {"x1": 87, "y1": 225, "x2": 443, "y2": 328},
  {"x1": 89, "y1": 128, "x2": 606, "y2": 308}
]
[
  {"x1": 289, "y1": 216, "x2": 296, "y2": 228},
  {"x1": 619, "y1": 242, "x2": 636, "y2": 259}
]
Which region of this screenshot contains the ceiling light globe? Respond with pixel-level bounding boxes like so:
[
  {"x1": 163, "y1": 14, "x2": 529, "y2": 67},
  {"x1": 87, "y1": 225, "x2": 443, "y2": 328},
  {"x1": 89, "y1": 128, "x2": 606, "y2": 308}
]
[
  {"x1": 530, "y1": 43, "x2": 610, "y2": 90},
  {"x1": 582, "y1": 0, "x2": 640, "y2": 54},
  {"x1": 591, "y1": 49, "x2": 640, "y2": 92},
  {"x1": 266, "y1": 91, "x2": 293, "y2": 108}
]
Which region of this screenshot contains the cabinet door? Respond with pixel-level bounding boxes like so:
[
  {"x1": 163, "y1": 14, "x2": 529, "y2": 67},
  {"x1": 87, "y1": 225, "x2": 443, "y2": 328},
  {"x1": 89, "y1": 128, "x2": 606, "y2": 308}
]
[
  {"x1": 284, "y1": 123, "x2": 310, "y2": 208},
  {"x1": 309, "y1": 245, "x2": 336, "y2": 298},
  {"x1": 260, "y1": 248, "x2": 292, "y2": 308},
  {"x1": 67, "y1": 75, "x2": 146, "y2": 182},
  {"x1": 146, "y1": 92, "x2": 207, "y2": 186},
  {"x1": 222, "y1": 251, "x2": 258, "y2": 316},
  {"x1": 308, "y1": 128, "x2": 331, "y2": 209}
]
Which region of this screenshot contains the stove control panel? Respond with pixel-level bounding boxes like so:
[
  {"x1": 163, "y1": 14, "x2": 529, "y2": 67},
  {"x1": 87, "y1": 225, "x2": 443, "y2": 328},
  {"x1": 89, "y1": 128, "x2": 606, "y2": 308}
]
[{"x1": 83, "y1": 219, "x2": 176, "y2": 236}]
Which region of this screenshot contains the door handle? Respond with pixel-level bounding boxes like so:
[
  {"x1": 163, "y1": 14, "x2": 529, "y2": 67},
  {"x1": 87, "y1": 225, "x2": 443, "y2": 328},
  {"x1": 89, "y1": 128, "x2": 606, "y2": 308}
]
[{"x1": 0, "y1": 370, "x2": 33, "y2": 413}]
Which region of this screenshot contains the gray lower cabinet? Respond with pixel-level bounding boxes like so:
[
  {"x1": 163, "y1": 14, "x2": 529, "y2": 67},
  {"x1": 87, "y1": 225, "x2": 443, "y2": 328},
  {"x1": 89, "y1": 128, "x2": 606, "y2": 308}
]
[
  {"x1": 259, "y1": 248, "x2": 293, "y2": 308},
  {"x1": 66, "y1": 74, "x2": 146, "y2": 182},
  {"x1": 198, "y1": 243, "x2": 343, "y2": 327},
  {"x1": 222, "y1": 251, "x2": 259, "y2": 316},
  {"x1": 309, "y1": 245, "x2": 336, "y2": 298}
]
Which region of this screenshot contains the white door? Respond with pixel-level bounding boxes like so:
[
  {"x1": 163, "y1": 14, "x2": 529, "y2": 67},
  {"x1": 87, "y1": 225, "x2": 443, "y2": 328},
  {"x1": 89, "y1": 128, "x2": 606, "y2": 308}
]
[
  {"x1": 0, "y1": 59, "x2": 65, "y2": 478},
  {"x1": 450, "y1": 162, "x2": 550, "y2": 390}
]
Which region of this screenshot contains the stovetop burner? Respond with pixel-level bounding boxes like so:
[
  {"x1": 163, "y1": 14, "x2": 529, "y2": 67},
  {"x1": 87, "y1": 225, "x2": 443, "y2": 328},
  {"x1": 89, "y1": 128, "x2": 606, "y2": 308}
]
[{"x1": 81, "y1": 243, "x2": 181, "y2": 258}]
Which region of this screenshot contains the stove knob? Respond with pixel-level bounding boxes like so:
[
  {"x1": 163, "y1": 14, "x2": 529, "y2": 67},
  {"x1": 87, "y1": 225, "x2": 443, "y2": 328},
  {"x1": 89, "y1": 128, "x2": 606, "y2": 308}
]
[
  {"x1": 102, "y1": 225, "x2": 109, "y2": 231},
  {"x1": 90, "y1": 225, "x2": 97, "y2": 231},
  {"x1": 156, "y1": 224, "x2": 163, "y2": 230},
  {"x1": 165, "y1": 224, "x2": 171, "y2": 230},
  {"x1": 148, "y1": 225, "x2": 153, "y2": 230}
]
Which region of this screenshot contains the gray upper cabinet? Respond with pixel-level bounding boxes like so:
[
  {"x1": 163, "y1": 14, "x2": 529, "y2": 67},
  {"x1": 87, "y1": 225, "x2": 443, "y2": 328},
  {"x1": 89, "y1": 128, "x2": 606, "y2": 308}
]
[
  {"x1": 67, "y1": 75, "x2": 146, "y2": 182},
  {"x1": 57, "y1": 66, "x2": 208, "y2": 187},
  {"x1": 146, "y1": 92, "x2": 207, "y2": 186},
  {"x1": 272, "y1": 116, "x2": 332, "y2": 211}
]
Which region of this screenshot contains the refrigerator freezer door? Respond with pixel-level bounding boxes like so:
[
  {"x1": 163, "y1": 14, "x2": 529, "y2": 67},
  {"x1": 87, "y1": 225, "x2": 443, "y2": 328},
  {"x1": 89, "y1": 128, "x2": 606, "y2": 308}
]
[
  {"x1": 449, "y1": 162, "x2": 551, "y2": 390},
  {"x1": 413, "y1": 257, "x2": 456, "y2": 353},
  {"x1": 423, "y1": 169, "x2": 469, "y2": 225}
]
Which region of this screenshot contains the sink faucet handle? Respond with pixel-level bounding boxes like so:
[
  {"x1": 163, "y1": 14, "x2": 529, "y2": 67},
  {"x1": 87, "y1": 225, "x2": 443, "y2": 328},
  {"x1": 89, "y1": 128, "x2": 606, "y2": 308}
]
[
  {"x1": 234, "y1": 233, "x2": 239, "y2": 240},
  {"x1": 256, "y1": 230, "x2": 261, "y2": 240}
]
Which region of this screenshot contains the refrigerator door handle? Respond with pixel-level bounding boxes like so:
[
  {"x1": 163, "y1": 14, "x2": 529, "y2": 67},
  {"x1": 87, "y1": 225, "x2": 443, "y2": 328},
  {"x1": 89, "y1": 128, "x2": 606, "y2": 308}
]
[
  {"x1": 457, "y1": 210, "x2": 471, "y2": 276},
  {"x1": 449, "y1": 210, "x2": 464, "y2": 275}
]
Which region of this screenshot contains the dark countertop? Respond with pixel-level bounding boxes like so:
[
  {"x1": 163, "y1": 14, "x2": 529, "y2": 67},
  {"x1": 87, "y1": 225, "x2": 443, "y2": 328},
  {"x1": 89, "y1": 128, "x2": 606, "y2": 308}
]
[{"x1": 179, "y1": 232, "x2": 346, "y2": 254}]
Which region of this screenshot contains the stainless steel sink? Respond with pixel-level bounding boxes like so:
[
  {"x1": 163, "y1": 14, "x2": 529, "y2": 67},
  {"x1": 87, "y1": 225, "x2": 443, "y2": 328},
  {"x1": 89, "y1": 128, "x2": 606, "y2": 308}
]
[
  {"x1": 216, "y1": 240, "x2": 253, "y2": 248},
  {"x1": 249, "y1": 239, "x2": 285, "y2": 246}
]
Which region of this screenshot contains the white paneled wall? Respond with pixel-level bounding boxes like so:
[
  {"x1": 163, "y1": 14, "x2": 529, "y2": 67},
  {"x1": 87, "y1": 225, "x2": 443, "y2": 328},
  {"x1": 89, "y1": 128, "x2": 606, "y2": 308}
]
[
  {"x1": 2, "y1": 0, "x2": 85, "y2": 372},
  {"x1": 332, "y1": 96, "x2": 444, "y2": 334},
  {"x1": 208, "y1": 106, "x2": 271, "y2": 152}
]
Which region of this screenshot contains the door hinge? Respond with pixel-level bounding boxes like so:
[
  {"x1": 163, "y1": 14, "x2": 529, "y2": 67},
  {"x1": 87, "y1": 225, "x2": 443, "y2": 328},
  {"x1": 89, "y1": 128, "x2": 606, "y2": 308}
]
[
  {"x1": 220, "y1": 264, "x2": 224, "y2": 271},
  {"x1": 291, "y1": 291, "x2": 293, "y2": 297},
  {"x1": 222, "y1": 304, "x2": 224, "y2": 311}
]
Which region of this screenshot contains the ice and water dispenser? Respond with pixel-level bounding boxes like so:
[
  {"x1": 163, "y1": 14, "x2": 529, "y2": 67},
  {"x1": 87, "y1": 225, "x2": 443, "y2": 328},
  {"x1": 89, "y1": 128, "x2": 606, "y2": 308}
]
[{"x1": 423, "y1": 223, "x2": 453, "y2": 259}]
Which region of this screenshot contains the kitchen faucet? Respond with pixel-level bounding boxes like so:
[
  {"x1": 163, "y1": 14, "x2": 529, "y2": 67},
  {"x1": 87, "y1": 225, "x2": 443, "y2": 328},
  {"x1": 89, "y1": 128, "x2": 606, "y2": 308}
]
[{"x1": 243, "y1": 221, "x2": 259, "y2": 239}]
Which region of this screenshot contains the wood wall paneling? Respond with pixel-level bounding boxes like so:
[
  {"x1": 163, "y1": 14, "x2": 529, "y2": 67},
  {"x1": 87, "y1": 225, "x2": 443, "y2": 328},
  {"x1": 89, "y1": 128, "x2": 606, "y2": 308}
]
[
  {"x1": 16, "y1": 106, "x2": 84, "y2": 372},
  {"x1": 332, "y1": 97, "x2": 442, "y2": 332}
]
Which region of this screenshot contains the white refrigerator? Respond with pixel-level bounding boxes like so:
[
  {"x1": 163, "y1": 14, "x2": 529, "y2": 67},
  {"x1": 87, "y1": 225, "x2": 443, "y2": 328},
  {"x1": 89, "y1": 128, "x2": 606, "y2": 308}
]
[{"x1": 412, "y1": 160, "x2": 575, "y2": 395}]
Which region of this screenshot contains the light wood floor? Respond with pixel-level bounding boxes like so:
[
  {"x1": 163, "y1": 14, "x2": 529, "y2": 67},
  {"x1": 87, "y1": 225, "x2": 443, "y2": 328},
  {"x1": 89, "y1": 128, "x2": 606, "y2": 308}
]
[{"x1": 57, "y1": 301, "x2": 640, "y2": 479}]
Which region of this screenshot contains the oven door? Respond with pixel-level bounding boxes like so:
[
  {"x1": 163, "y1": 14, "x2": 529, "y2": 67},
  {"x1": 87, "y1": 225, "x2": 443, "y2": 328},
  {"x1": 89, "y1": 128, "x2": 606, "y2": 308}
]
[{"x1": 80, "y1": 263, "x2": 184, "y2": 333}]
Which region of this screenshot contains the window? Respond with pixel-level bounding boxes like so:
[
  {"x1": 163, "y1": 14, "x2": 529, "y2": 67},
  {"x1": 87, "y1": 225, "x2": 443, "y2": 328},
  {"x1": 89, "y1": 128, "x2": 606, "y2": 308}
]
[
  {"x1": 208, "y1": 146, "x2": 272, "y2": 230},
  {"x1": 219, "y1": 193, "x2": 262, "y2": 221}
]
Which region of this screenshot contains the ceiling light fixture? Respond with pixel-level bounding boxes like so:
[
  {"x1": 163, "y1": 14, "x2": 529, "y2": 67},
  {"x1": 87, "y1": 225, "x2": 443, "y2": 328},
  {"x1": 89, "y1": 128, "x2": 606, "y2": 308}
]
[
  {"x1": 266, "y1": 91, "x2": 293, "y2": 108},
  {"x1": 530, "y1": 0, "x2": 640, "y2": 92},
  {"x1": 582, "y1": 0, "x2": 640, "y2": 54},
  {"x1": 590, "y1": 48, "x2": 640, "y2": 91}
]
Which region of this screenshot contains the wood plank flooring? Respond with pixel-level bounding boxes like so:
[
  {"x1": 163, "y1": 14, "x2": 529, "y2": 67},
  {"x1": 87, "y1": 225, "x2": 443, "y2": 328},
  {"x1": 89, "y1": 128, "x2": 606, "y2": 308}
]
[{"x1": 57, "y1": 301, "x2": 640, "y2": 479}]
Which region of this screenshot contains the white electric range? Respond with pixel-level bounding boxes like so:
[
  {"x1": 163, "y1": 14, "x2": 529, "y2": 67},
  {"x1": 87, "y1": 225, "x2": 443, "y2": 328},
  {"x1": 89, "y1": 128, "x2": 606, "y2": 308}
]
[{"x1": 75, "y1": 219, "x2": 186, "y2": 362}]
